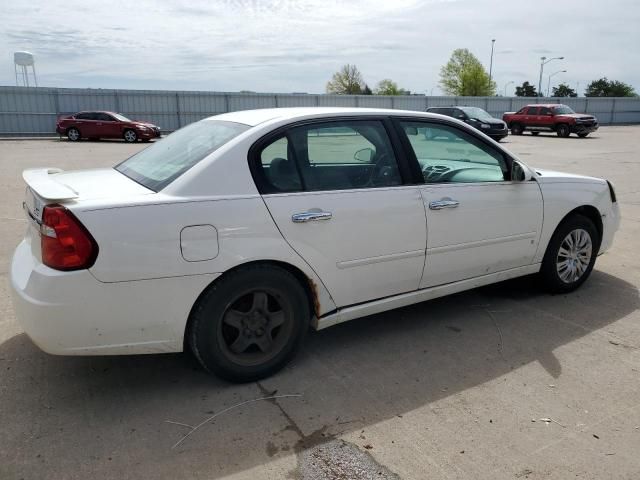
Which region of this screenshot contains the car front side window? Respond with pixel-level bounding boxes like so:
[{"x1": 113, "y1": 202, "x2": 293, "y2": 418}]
[{"x1": 399, "y1": 121, "x2": 508, "y2": 184}]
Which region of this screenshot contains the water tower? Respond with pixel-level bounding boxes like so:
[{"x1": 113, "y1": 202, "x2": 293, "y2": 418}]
[{"x1": 14, "y1": 51, "x2": 38, "y2": 87}]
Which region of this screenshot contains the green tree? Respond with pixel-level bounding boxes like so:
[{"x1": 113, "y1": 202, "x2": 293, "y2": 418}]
[
  {"x1": 552, "y1": 83, "x2": 577, "y2": 97},
  {"x1": 374, "y1": 79, "x2": 409, "y2": 95},
  {"x1": 326, "y1": 64, "x2": 364, "y2": 94},
  {"x1": 439, "y1": 48, "x2": 496, "y2": 96},
  {"x1": 515, "y1": 81, "x2": 537, "y2": 97},
  {"x1": 585, "y1": 77, "x2": 636, "y2": 97},
  {"x1": 362, "y1": 84, "x2": 373, "y2": 95}
]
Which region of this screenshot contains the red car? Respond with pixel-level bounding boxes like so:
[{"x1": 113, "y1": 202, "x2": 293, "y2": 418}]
[
  {"x1": 502, "y1": 104, "x2": 599, "y2": 138},
  {"x1": 56, "y1": 111, "x2": 161, "y2": 142}
]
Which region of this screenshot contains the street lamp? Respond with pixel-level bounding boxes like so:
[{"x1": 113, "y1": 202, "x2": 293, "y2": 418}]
[
  {"x1": 538, "y1": 56, "x2": 564, "y2": 97},
  {"x1": 504, "y1": 81, "x2": 514, "y2": 96},
  {"x1": 489, "y1": 39, "x2": 496, "y2": 83},
  {"x1": 547, "y1": 70, "x2": 567, "y2": 97}
]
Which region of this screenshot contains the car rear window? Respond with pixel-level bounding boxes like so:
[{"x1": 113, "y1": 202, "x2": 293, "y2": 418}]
[{"x1": 115, "y1": 119, "x2": 249, "y2": 191}]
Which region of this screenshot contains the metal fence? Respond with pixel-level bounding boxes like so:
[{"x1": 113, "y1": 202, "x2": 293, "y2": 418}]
[{"x1": 1, "y1": 85, "x2": 639, "y2": 136}]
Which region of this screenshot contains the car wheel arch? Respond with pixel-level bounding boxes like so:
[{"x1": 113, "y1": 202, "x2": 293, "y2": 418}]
[
  {"x1": 183, "y1": 259, "x2": 326, "y2": 350},
  {"x1": 549, "y1": 205, "x2": 603, "y2": 248}
]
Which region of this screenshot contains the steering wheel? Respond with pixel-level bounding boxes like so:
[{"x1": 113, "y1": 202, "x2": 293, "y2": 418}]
[{"x1": 422, "y1": 164, "x2": 450, "y2": 182}]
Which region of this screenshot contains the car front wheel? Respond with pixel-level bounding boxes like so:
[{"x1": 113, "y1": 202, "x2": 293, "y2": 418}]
[
  {"x1": 510, "y1": 123, "x2": 524, "y2": 135},
  {"x1": 123, "y1": 129, "x2": 138, "y2": 142},
  {"x1": 67, "y1": 128, "x2": 80, "y2": 141},
  {"x1": 188, "y1": 265, "x2": 310, "y2": 382},
  {"x1": 540, "y1": 214, "x2": 599, "y2": 293}
]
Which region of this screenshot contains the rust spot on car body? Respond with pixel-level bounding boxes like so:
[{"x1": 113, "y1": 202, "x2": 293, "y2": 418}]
[{"x1": 307, "y1": 277, "x2": 321, "y2": 323}]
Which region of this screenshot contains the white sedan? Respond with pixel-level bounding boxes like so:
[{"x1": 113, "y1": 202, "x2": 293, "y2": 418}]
[{"x1": 11, "y1": 108, "x2": 620, "y2": 381}]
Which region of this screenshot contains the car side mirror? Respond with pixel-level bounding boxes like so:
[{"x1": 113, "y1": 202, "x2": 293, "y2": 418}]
[
  {"x1": 354, "y1": 148, "x2": 374, "y2": 163},
  {"x1": 511, "y1": 161, "x2": 532, "y2": 182},
  {"x1": 405, "y1": 127, "x2": 418, "y2": 136}
]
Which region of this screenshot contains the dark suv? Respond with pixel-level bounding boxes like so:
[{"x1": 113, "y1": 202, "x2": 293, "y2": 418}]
[{"x1": 426, "y1": 106, "x2": 508, "y2": 141}]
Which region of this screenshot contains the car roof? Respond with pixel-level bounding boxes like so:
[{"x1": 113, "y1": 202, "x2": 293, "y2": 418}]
[
  {"x1": 212, "y1": 107, "x2": 439, "y2": 127},
  {"x1": 522, "y1": 104, "x2": 566, "y2": 108}
]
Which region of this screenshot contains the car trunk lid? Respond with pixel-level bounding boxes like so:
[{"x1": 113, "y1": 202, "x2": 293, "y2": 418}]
[{"x1": 22, "y1": 167, "x2": 154, "y2": 263}]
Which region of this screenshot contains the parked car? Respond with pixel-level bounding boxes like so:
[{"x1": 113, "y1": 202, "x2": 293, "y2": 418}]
[
  {"x1": 12, "y1": 107, "x2": 619, "y2": 382},
  {"x1": 502, "y1": 104, "x2": 598, "y2": 138},
  {"x1": 56, "y1": 111, "x2": 161, "y2": 142},
  {"x1": 426, "y1": 106, "x2": 508, "y2": 141}
]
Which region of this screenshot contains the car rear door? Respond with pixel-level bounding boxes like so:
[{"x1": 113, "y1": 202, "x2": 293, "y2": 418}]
[
  {"x1": 253, "y1": 118, "x2": 427, "y2": 307},
  {"x1": 394, "y1": 119, "x2": 543, "y2": 287}
]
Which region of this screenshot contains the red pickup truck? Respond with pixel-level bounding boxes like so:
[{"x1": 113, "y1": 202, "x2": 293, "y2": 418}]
[{"x1": 502, "y1": 104, "x2": 598, "y2": 138}]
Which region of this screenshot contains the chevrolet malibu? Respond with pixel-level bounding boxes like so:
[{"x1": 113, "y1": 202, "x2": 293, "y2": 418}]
[{"x1": 11, "y1": 108, "x2": 620, "y2": 382}]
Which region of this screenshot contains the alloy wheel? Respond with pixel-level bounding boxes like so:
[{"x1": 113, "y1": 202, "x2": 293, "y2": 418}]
[{"x1": 218, "y1": 289, "x2": 292, "y2": 366}]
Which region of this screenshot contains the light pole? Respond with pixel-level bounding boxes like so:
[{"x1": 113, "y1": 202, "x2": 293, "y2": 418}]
[
  {"x1": 547, "y1": 70, "x2": 566, "y2": 97},
  {"x1": 538, "y1": 56, "x2": 564, "y2": 97},
  {"x1": 504, "y1": 81, "x2": 514, "y2": 96},
  {"x1": 489, "y1": 39, "x2": 496, "y2": 84}
]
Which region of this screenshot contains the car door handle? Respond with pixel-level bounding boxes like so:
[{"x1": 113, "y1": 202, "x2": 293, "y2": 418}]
[
  {"x1": 292, "y1": 211, "x2": 332, "y2": 223},
  {"x1": 429, "y1": 199, "x2": 460, "y2": 210}
]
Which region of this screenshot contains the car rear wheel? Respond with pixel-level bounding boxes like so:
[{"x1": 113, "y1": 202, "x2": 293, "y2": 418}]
[
  {"x1": 556, "y1": 124, "x2": 571, "y2": 138},
  {"x1": 123, "y1": 129, "x2": 138, "y2": 143},
  {"x1": 510, "y1": 123, "x2": 524, "y2": 135},
  {"x1": 188, "y1": 264, "x2": 310, "y2": 382},
  {"x1": 539, "y1": 214, "x2": 599, "y2": 293},
  {"x1": 67, "y1": 128, "x2": 80, "y2": 142}
]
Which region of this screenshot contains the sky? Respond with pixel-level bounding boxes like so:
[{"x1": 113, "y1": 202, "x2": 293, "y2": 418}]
[{"x1": 2, "y1": 0, "x2": 639, "y2": 96}]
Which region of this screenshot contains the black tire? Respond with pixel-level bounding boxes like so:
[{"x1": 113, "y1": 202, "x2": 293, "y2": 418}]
[
  {"x1": 510, "y1": 123, "x2": 524, "y2": 135},
  {"x1": 539, "y1": 214, "x2": 600, "y2": 294},
  {"x1": 531, "y1": 131, "x2": 540, "y2": 136},
  {"x1": 123, "y1": 129, "x2": 138, "y2": 143},
  {"x1": 188, "y1": 264, "x2": 310, "y2": 382},
  {"x1": 67, "y1": 127, "x2": 80, "y2": 142},
  {"x1": 578, "y1": 132, "x2": 589, "y2": 138},
  {"x1": 556, "y1": 124, "x2": 571, "y2": 138}
]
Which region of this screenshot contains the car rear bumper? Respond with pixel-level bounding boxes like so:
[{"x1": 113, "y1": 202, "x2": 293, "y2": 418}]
[{"x1": 10, "y1": 239, "x2": 218, "y2": 355}]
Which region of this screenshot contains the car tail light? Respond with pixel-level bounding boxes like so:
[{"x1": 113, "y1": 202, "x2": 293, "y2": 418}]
[{"x1": 40, "y1": 205, "x2": 98, "y2": 271}]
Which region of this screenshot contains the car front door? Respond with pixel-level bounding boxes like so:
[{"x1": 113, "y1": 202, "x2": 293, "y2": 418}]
[
  {"x1": 254, "y1": 119, "x2": 427, "y2": 307},
  {"x1": 395, "y1": 119, "x2": 543, "y2": 287},
  {"x1": 526, "y1": 106, "x2": 541, "y2": 128},
  {"x1": 95, "y1": 113, "x2": 120, "y2": 138}
]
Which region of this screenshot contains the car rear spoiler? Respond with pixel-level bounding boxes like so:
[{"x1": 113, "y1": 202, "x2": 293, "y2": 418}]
[{"x1": 22, "y1": 168, "x2": 79, "y2": 200}]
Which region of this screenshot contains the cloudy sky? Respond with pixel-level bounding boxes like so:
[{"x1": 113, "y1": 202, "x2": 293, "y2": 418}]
[{"x1": 2, "y1": 0, "x2": 639, "y2": 96}]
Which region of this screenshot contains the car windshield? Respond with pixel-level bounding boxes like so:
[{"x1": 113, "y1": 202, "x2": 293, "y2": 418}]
[
  {"x1": 115, "y1": 119, "x2": 250, "y2": 191},
  {"x1": 112, "y1": 113, "x2": 132, "y2": 122},
  {"x1": 461, "y1": 107, "x2": 494, "y2": 121},
  {"x1": 554, "y1": 106, "x2": 575, "y2": 114}
]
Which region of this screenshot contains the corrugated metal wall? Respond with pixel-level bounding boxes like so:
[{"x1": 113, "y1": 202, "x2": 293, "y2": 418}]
[{"x1": 1, "y1": 86, "x2": 639, "y2": 136}]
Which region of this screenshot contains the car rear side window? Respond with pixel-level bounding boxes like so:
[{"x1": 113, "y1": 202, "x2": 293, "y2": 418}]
[
  {"x1": 115, "y1": 120, "x2": 249, "y2": 191},
  {"x1": 259, "y1": 136, "x2": 302, "y2": 192},
  {"x1": 255, "y1": 120, "x2": 402, "y2": 193},
  {"x1": 526, "y1": 107, "x2": 539, "y2": 115}
]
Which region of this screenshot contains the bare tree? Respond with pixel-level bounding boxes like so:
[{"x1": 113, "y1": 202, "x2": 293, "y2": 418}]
[{"x1": 326, "y1": 64, "x2": 364, "y2": 94}]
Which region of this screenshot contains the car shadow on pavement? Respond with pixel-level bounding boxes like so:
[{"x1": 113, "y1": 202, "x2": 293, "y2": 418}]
[{"x1": 0, "y1": 270, "x2": 637, "y2": 479}]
